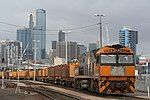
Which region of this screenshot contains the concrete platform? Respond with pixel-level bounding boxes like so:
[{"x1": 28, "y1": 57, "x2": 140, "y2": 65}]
[{"x1": 133, "y1": 91, "x2": 150, "y2": 99}]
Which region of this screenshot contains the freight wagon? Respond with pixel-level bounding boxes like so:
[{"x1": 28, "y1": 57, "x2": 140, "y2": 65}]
[{"x1": 1, "y1": 44, "x2": 135, "y2": 94}]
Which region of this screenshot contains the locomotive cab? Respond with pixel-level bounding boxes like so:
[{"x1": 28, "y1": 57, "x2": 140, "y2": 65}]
[{"x1": 95, "y1": 44, "x2": 135, "y2": 94}]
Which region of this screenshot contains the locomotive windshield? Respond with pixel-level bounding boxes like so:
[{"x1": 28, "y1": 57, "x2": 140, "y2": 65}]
[
  {"x1": 101, "y1": 55, "x2": 116, "y2": 63},
  {"x1": 96, "y1": 54, "x2": 134, "y2": 65},
  {"x1": 118, "y1": 55, "x2": 133, "y2": 64}
]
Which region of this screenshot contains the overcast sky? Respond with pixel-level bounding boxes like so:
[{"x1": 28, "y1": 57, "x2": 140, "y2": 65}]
[{"x1": 0, "y1": 0, "x2": 149, "y2": 55}]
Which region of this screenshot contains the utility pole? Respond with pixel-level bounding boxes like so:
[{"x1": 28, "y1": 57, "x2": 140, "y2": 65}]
[
  {"x1": 1, "y1": 59, "x2": 5, "y2": 89},
  {"x1": 66, "y1": 33, "x2": 68, "y2": 64},
  {"x1": 64, "y1": 31, "x2": 71, "y2": 64},
  {"x1": 15, "y1": 42, "x2": 22, "y2": 93},
  {"x1": 15, "y1": 59, "x2": 21, "y2": 93},
  {"x1": 33, "y1": 40, "x2": 39, "y2": 81},
  {"x1": 94, "y1": 14, "x2": 105, "y2": 48},
  {"x1": 1, "y1": 46, "x2": 6, "y2": 89}
]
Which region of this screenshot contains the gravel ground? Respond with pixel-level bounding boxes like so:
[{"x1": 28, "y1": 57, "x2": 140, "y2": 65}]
[{"x1": 0, "y1": 88, "x2": 49, "y2": 100}]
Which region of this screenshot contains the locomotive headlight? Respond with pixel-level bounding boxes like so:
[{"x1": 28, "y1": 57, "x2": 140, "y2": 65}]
[{"x1": 102, "y1": 77, "x2": 107, "y2": 81}]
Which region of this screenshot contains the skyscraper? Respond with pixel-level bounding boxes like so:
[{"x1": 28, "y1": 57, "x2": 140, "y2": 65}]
[
  {"x1": 89, "y1": 43, "x2": 98, "y2": 51},
  {"x1": 56, "y1": 41, "x2": 77, "y2": 61},
  {"x1": 58, "y1": 30, "x2": 65, "y2": 42},
  {"x1": 119, "y1": 26, "x2": 138, "y2": 55},
  {"x1": 17, "y1": 14, "x2": 34, "y2": 60},
  {"x1": 29, "y1": 14, "x2": 34, "y2": 29},
  {"x1": 52, "y1": 41, "x2": 57, "y2": 49},
  {"x1": 0, "y1": 40, "x2": 21, "y2": 69},
  {"x1": 17, "y1": 28, "x2": 32, "y2": 59},
  {"x1": 77, "y1": 45, "x2": 87, "y2": 59},
  {"x1": 34, "y1": 9, "x2": 46, "y2": 60}
]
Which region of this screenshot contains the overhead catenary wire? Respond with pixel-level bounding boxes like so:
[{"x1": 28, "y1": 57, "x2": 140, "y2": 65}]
[
  {"x1": 0, "y1": 21, "x2": 24, "y2": 28},
  {"x1": 0, "y1": 27, "x2": 98, "y2": 35},
  {"x1": 0, "y1": 21, "x2": 98, "y2": 36},
  {"x1": 0, "y1": 20, "x2": 98, "y2": 32},
  {"x1": 0, "y1": 29, "x2": 15, "y2": 33}
]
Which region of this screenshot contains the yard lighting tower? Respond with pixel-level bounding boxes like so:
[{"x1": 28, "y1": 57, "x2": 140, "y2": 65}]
[
  {"x1": 94, "y1": 14, "x2": 105, "y2": 48},
  {"x1": 63, "y1": 31, "x2": 71, "y2": 64},
  {"x1": 33, "y1": 40, "x2": 40, "y2": 81}
]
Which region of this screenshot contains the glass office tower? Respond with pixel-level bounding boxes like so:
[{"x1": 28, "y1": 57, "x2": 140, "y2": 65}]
[{"x1": 34, "y1": 9, "x2": 46, "y2": 60}]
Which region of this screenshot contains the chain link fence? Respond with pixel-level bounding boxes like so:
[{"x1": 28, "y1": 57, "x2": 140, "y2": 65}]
[{"x1": 136, "y1": 75, "x2": 150, "y2": 92}]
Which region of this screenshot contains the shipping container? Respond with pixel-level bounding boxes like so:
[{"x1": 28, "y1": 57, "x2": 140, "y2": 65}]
[
  {"x1": 29, "y1": 70, "x2": 35, "y2": 78},
  {"x1": 37, "y1": 69, "x2": 42, "y2": 77},
  {"x1": 42, "y1": 68, "x2": 46, "y2": 77},
  {"x1": 48, "y1": 67, "x2": 55, "y2": 77},
  {"x1": 9, "y1": 72, "x2": 13, "y2": 77},
  {"x1": 12, "y1": 71, "x2": 17, "y2": 78},
  {"x1": 45, "y1": 67, "x2": 48, "y2": 76},
  {"x1": 55, "y1": 65, "x2": 62, "y2": 77},
  {"x1": 0, "y1": 72, "x2": 2, "y2": 78},
  {"x1": 58, "y1": 65, "x2": 63, "y2": 77},
  {"x1": 19, "y1": 70, "x2": 28, "y2": 78},
  {"x1": 69, "y1": 62, "x2": 80, "y2": 77},
  {"x1": 4, "y1": 71, "x2": 9, "y2": 78},
  {"x1": 62, "y1": 64, "x2": 69, "y2": 78}
]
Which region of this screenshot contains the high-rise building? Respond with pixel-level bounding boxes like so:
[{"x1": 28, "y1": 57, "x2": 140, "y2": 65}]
[
  {"x1": 56, "y1": 41, "x2": 77, "y2": 61},
  {"x1": 0, "y1": 40, "x2": 21, "y2": 70},
  {"x1": 89, "y1": 43, "x2": 98, "y2": 51},
  {"x1": 34, "y1": 9, "x2": 46, "y2": 60},
  {"x1": 17, "y1": 28, "x2": 32, "y2": 60},
  {"x1": 29, "y1": 14, "x2": 34, "y2": 29},
  {"x1": 52, "y1": 41, "x2": 57, "y2": 49},
  {"x1": 17, "y1": 14, "x2": 34, "y2": 60},
  {"x1": 58, "y1": 30, "x2": 65, "y2": 42},
  {"x1": 119, "y1": 26, "x2": 138, "y2": 55},
  {"x1": 77, "y1": 45, "x2": 87, "y2": 59}
]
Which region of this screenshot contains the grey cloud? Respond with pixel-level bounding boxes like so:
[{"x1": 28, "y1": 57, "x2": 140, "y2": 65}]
[{"x1": 0, "y1": 0, "x2": 149, "y2": 54}]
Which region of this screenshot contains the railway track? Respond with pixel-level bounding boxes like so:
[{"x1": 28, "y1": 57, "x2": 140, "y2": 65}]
[
  {"x1": 2, "y1": 80, "x2": 149, "y2": 100},
  {"x1": 1, "y1": 80, "x2": 81, "y2": 100},
  {"x1": 32, "y1": 86, "x2": 56, "y2": 100},
  {"x1": 32, "y1": 86, "x2": 81, "y2": 100},
  {"x1": 23, "y1": 81, "x2": 148, "y2": 100}
]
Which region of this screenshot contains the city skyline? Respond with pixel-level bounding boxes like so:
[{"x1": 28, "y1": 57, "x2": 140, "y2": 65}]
[{"x1": 0, "y1": 0, "x2": 149, "y2": 55}]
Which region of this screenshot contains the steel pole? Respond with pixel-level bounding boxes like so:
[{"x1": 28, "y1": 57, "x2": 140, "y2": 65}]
[
  {"x1": 99, "y1": 16, "x2": 102, "y2": 48},
  {"x1": 95, "y1": 14, "x2": 104, "y2": 48},
  {"x1": 1, "y1": 46, "x2": 6, "y2": 89},
  {"x1": 34, "y1": 41, "x2": 36, "y2": 81},
  {"x1": 15, "y1": 59, "x2": 20, "y2": 93},
  {"x1": 1, "y1": 50, "x2": 4, "y2": 89},
  {"x1": 66, "y1": 33, "x2": 68, "y2": 64},
  {"x1": 1, "y1": 71, "x2": 4, "y2": 89}
]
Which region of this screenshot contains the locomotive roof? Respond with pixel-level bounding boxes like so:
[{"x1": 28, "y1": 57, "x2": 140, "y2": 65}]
[{"x1": 96, "y1": 44, "x2": 133, "y2": 55}]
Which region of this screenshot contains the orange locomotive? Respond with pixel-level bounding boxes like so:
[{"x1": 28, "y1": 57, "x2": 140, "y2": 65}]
[
  {"x1": 74, "y1": 44, "x2": 135, "y2": 94},
  {"x1": 2, "y1": 44, "x2": 135, "y2": 94}
]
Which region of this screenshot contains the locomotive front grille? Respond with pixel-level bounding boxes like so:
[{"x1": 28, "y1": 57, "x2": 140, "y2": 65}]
[{"x1": 111, "y1": 66, "x2": 125, "y2": 76}]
